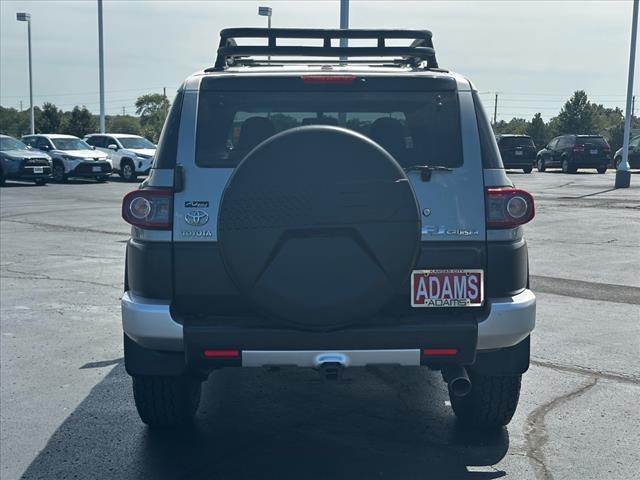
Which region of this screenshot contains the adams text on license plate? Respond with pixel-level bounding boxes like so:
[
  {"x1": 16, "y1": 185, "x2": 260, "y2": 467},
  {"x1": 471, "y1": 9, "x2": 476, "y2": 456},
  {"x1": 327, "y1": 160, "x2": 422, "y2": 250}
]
[{"x1": 411, "y1": 269, "x2": 484, "y2": 307}]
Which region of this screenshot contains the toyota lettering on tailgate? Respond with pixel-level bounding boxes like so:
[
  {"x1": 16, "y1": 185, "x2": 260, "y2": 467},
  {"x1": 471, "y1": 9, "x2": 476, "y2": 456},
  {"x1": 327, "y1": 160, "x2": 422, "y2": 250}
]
[{"x1": 411, "y1": 269, "x2": 484, "y2": 307}]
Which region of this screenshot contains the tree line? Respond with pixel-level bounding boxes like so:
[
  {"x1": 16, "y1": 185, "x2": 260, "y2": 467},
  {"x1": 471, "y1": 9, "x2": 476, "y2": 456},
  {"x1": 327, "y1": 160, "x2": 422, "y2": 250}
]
[
  {"x1": 0, "y1": 93, "x2": 170, "y2": 142},
  {"x1": 493, "y1": 90, "x2": 639, "y2": 152},
  {"x1": 1, "y1": 90, "x2": 637, "y2": 151}
]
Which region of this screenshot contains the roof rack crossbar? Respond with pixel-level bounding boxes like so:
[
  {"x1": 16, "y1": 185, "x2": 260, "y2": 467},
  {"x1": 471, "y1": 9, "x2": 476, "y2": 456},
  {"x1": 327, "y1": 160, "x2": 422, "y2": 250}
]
[{"x1": 212, "y1": 28, "x2": 438, "y2": 70}]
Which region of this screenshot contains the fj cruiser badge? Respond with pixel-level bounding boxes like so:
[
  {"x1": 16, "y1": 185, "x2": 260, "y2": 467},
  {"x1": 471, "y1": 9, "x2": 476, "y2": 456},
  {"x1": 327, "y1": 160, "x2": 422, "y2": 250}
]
[
  {"x1": 185, "y1": 200, "x2": 209, "y2": 208},
  {"x1": 185, "y1": 210, "x2": 209, "y2": 226}
]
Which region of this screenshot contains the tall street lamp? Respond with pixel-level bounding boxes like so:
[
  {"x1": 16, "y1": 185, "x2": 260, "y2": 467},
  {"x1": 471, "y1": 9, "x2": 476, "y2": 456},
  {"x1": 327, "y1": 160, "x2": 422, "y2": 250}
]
[
  {"x1": 16, "y1": 12, "x2": 34, "y2": 135},
  {"x1": 615, "y1": 0, "x2": 639, "y2": 189},
  {"x1": 97, "y1": 0, "x2": 105, "y2": 133},
  {"x1": 258, "y1": 6, "x2": 272, "y2": 62},
  {"x1": 258, "y1": 6, "x2": 272, "y2": 29}
]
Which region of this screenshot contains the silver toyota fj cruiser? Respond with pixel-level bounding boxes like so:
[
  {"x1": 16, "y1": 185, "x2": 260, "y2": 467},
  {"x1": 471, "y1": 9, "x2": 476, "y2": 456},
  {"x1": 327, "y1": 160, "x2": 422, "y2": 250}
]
[{"x1": 121, "y1": 28, "x2": 536, "y2": 430}]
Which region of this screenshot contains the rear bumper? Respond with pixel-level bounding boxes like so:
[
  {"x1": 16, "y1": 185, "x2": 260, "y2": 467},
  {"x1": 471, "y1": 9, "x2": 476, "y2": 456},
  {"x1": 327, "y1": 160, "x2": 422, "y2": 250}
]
[{"x1": 121, "y1": 289, "x2": 536, "y2": 366}]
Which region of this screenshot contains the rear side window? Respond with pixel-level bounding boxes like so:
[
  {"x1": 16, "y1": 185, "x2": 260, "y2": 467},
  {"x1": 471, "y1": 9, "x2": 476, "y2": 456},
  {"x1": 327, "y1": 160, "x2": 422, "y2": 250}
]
[
  {"x1": 557, "y1": 137, "x2": 572, "y2": 148},
  {"x1": 195, "y1": 90, "x2": 462, "y2": 169},
  {"x1": 153, "y1": 90, "x2": 184, "y2": 169},
  {"x1": 499, "y1": 137, "x2": 535, "y2": 148},
  {"x1": 472, "y1": 92, "x2": 503, "y2": 169},
  {"x1": 575, "y1": 136, "x2": 608, "y2": 147}
]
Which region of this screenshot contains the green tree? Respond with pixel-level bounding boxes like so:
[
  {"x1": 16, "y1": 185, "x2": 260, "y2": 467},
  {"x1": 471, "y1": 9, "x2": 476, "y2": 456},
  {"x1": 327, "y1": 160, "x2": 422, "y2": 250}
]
[
  {"x1": 38, "y1": 102, "x2": 63, "y2": 133},
  {"x1": 493, "y1": 117, "x2": 528, "y2": 135},
  {"x1": 135, "y1": 93, "x2": 170, "y2": 142},
  {"x1": 526, "y1": 113, "x2": 547, "y2": 148},
  {"x1": 107, "y1": 115, "x2": 142, "y2": 135},
  {"x1": 556, "y1": 90, "x2": 594, "y2": 134},
  {"x1": 62, "y1": 106, "x2": 98, "y2": 138}
]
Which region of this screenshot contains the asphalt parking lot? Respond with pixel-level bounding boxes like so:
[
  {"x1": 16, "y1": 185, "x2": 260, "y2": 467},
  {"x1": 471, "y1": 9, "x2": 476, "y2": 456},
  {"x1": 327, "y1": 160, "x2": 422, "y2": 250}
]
[{"x1": 1, "y1": 171, "x2": 639, "y2": 480}]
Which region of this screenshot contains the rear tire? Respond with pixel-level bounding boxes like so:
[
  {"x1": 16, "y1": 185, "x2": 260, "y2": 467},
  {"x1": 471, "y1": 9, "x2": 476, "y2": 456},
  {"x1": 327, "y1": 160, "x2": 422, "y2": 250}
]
[
  {"x1": 132, "y1": 375, "x2": 201, "y2": 428},
  {"x1": 95, "y1": 176, "x2": 108, "y2": 183},
  {"x1": 522, "y1": 165, "x2": 533, "y2": 174},
  {"x1": 121, "y1": 160, "x2": 137, "y2": 182},
  {"x1": 34, "y1": 179, "x2": 47, "y2": 186},
  {"x1": 0, "y1": 169, "x2": 5, "y2": 186},
  {"x1": 536, "y1": 158, "x2": 546, "y2": 172},
  {"x1": 52, "y1": 163, "x2": 67, "y2": 183},
  {"x1": 450, "y1": 370, "x2": 521, "y2": 430},
  {"x1": 596, "y1": 166, "x2": 607, "y2": 174}
]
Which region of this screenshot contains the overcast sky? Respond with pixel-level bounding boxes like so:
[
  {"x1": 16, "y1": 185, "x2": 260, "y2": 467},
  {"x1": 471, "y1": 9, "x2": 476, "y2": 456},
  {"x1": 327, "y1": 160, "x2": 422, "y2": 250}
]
[{"x1": 1, "y1": 0, "x2": 637, "y2": 121}]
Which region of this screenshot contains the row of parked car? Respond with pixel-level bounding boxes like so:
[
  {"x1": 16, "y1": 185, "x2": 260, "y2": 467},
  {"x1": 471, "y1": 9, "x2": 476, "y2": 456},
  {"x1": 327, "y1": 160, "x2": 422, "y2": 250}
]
[
  {"x1": 496, "y1": 133, "x2": 640, "y2": 174},
  {"x1": 0, "y1": 133, "x2": 156, "y2": 186}
]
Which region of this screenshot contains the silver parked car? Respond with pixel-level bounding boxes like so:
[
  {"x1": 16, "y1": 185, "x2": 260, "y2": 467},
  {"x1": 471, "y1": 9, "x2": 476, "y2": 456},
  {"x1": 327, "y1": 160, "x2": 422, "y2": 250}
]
[
  {"x1": 84, "y1": 133, "x2": 156, "y2": 182},
  {"x1": 22, "y1": 134, "x2": 112, "y2": 183},
  {"x1": 121, "y1": 28, "x2": 536, "y2": 430}
]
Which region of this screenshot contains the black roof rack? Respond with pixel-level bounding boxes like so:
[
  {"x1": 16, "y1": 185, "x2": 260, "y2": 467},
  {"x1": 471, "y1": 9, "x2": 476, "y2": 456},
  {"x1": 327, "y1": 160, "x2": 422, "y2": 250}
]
[{"x1": 210, "y1": 28, "x2": 438, "y2": 71}]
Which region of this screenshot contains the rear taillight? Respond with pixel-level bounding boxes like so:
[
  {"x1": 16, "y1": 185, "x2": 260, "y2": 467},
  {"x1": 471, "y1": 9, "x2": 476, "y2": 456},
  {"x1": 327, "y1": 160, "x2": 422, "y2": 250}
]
[
  {"x1": 486, "y1": 187, "x2": 535, "y2": 229},
  {"x1": 300, "y1": 75, "x2": 357, "y2": 84},
  {"x1": 122, "y1": 188, "x2": 172, "y2": 230}
]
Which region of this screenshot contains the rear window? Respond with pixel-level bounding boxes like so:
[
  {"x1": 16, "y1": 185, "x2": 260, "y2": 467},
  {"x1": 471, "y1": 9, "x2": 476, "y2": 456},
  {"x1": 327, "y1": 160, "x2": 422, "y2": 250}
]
[
  {"x1": 499, "y1": 137, "x2": 535, "y2": 148},
  {"x1": 195, "y1": 90, "x2": 462, "y2": 169},
  {"x1": 575, "y1": 136, "x2": 608, "y2": 147}
]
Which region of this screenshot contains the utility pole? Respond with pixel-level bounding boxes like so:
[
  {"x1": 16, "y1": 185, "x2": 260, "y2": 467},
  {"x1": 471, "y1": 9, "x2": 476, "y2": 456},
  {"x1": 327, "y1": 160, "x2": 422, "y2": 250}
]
[
  {"x1": 19, "y1": 100, "x2": 23, "y2": 112},
  {"x1": 122, "y1": 106, "x2": 125, "y2": 116},
  {"x1": 16, "y1": 12, "x2": 34, "y2": 134},
  {"x1": 97, "y1": 0, "x2": 105, "y2": 133},
  {"x1": 615, "y1": 0, "x2": 638, "y2": 189},
  {"x1": 632, "y1": 95, "x2": 636, "y2": 117},
  {"x1": 493, "y1": 93, "x2": 498, "y2": 126}
]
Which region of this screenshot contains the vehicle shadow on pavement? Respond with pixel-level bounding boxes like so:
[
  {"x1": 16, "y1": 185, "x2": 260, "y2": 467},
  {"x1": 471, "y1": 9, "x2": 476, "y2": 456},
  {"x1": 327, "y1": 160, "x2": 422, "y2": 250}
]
[{"x1": 21, "y1": 363, "x2": 509, "y2": 480}]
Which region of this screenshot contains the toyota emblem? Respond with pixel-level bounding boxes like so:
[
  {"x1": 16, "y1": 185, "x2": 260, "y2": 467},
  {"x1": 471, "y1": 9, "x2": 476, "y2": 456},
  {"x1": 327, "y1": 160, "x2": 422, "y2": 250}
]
[{"x1": 185, "y1": 210, "x2": 209, "y2": 226}]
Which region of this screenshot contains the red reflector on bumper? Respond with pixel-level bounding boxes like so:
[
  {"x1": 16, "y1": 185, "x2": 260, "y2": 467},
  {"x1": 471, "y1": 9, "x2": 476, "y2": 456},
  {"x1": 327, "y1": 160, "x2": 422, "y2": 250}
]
[
  {"x1": 422, "y1": 348, "x2": 458, "y2": 356},
  {"x1": 203, "y1": 349, "x2": 240, "y2": 358}
]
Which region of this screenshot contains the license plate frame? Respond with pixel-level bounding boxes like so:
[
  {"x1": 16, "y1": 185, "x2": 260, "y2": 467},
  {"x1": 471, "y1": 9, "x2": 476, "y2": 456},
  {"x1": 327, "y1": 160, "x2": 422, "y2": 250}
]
[
  {"x1": 590, "y1": 149, "x2": 598, "y2": 155},
  {"x1": 411, "y1": 269, "x2": 484, "y2": 308},
  {"x1": 515, "y1": 150, "x2": 523, "y2": 156},
  {"x1": 33, "y1": 167, "x2": 44, "y2": 174},
  {"x1": 92, "y1": 166, "x2": 102, "y2": 172}
]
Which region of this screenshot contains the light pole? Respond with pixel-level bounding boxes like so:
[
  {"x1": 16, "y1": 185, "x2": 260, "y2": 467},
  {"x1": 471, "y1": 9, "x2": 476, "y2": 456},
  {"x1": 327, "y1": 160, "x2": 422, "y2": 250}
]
[
  {"x1": 97, "y1": 0, "x2": 105, "y2": 133},
  {"x1": 16, "y1": 12, "x2": 34, "y2": 135},
  {"x1": 258, "y1": 6, "x2": 272, "y2": 62},
  {"x1": 615, "y1": 0, "x2": 639, "y2": 189}
]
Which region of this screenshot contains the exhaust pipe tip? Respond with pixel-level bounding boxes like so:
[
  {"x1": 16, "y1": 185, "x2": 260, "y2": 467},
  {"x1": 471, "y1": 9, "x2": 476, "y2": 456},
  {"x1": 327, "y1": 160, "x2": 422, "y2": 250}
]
[
  {"x1": 449, "y1": 376, "x2": 472, "y2": 397},
  {"x1": 443, "y1": 365, "x2": 472, "y2": 397}
]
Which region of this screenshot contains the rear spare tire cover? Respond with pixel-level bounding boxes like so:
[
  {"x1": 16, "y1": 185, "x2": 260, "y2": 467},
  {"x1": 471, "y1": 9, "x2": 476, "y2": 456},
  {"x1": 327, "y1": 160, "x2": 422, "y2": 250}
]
[{"x1": 218, "y1": 126, "x2": 420, "y2": 328}]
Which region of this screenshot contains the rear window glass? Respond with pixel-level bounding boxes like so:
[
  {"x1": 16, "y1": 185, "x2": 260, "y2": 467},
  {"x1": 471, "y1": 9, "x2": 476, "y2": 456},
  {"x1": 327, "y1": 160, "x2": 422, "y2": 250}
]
[
  {"x1": 499, "y1": 137, "x2": 535, "y2": 148},
  {"x1": 575, "y1": 137, "x2": 608, "y2": 147},
  {"x1": 195, "y1": 91, "x2": 462, "y2": 169}
]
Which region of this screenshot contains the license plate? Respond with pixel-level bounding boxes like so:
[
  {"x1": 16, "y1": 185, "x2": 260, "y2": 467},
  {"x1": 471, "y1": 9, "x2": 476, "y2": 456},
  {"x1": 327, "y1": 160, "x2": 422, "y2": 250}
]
[
  {"x1": 515, "y1": 150, "x2": 523, "y2": 156},
  {"x1": 590, "y1": 149, "x2": 598, "y2": 154},
  {"x1": 33, "y1": 167, "x2": 43, "y2": 173},
  {"x1": 92, "y1": 166, "x2": 102, "y2": 172},
  {"x1": 411, "y1": 269, "x2": 483, "y2": 307}
]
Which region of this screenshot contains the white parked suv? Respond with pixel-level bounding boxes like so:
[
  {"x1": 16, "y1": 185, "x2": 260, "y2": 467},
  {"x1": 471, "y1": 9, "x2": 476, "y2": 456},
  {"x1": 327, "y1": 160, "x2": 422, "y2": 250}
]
[{"x1": 85, "y1": 134, "x2": 156, "y2": 182}]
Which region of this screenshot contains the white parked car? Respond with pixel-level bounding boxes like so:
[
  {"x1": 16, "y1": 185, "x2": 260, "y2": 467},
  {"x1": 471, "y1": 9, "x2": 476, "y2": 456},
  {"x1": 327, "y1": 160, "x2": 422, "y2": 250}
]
[
  {"x1": 84, "y1": 134, "x2": 156, "y2": 182},
  {"x1": 22, "y1": 134, "x2": 111, "y2": 183}
]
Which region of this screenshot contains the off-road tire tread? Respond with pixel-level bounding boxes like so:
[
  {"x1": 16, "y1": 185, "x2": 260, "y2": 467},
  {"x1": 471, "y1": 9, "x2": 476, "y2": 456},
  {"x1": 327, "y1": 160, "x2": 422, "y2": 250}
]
[
  {"x1": 132, "y1": 375, "x2": 200, "y2": 428},
  {"x1": 450, "y1": 371, "x2": 521, "y2": 429}
]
